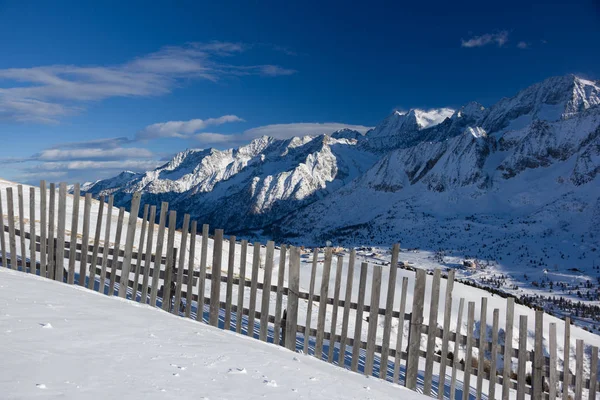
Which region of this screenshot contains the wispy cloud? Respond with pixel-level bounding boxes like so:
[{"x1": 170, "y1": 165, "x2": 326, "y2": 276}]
[
  {"x1": 461, "y1": 31, "x2": 509, "y2": 48},
  {"x1": 0, "y1": 41, "x2": 296, "y2": 124},
  {"x1": 136, "y1": 115, "x2": 244, "y2": 140},
  {"x1": 517, "y1": 41, "x2": 529, "y2": 49},
  {"x1": 194, "y1": 122, "x2": 373, "y2": 147}
]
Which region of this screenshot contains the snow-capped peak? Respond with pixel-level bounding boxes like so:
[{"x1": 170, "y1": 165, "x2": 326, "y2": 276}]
[{"x1": 409, "y1": 108, "x2": 455, "y2": 129}]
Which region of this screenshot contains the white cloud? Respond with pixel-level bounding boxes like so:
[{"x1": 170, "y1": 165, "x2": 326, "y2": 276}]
[
  {"x1": 0, "y1": 42, "x2": 295, "y2": 123},
  {"x1": 517, "y1": 41, "x2": 529, "y2": 49},
  {"x1": 136, "y1": 115, "x2": 244, "y2": 140},
  {"x1": 31, "y1": 160, "x2": 162, "y2": 172},
  {"x1": 193, "y1": 122, "x2": 374, "y2": 147},
  {"x1": 461, "y1": 31, "x2": 509, "y2": 48},
  {"x1": 35, "y1": 147, "x2": 154, "y2": 161}
]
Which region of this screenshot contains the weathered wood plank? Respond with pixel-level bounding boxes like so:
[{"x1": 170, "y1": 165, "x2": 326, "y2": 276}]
[
  {"x1": 351, "y1": 262, "x2": 368, "y2": 372},
  {"x1": 99, "y1": 196, "x2": 114, "y2": 293},
  {"x1": 108, "y1": 207, "x2": 125, "y2": 296},
  {"x1": 502, "y1": 297, "x2": 515, "y2": 400},
  {"x1": 87, "y1": 195, "x2": 104, "y2": 289},
  {"x1": 196, "y1": 223, "x2": 209, "y2": 322},
  {"x1": 0, "y1": 190, "x2": 7, "y2": 269},
  {"x1": 450, "y1": 298, "x2": 465, "y2": 400},
  {"x1": 424, "y1": 268, "x2": 442, "y2": 395},
  {"x1": 517, "y1": 315, "x2": 528, "y2": 400},
  {"x1": 28, "y1": 187, "x2": 36, "y2": 274},
  {"x1": 247, "y1": 242, "x2": 261, "y2": 337},
  {"x1": 394, "y1": 276, "x2": 409, "y2": 385},
  {"x1": 173, "y1": 214, "x2": 190, "y2": 315},
  {"x1": 79, "y1": 193, "x2": 92, "y2": 286},
  {"x1": 54, "y1": 183, "x2": 67, "y2": 281},
  {"x1": 489, "y1": 308, "x2": 500, "y2": 400},
  {"x1": 533, "y1": 309, "x2": 544, "y2": 400},
  {"x1": 463, "y1": 301, "x2": 476, "y2": 400},
  {"x1": 150, "y1": 203, "x2": 168, "y2": 307},
  {"x1": 208, "y1": 228, "x2": 223, "y2": 326},
  {"x1": 304, "y1": 248, "x2": 319, "y2": 354},
  {"x1": 259, "y1": 240, "x2": 275, "y2": 341},
  {"x1": 273, "y1": 244, "x2": 287, "y2": 344},
  {"x1": 132, "y1": 204, "x2": 149, "y2": 298},
  {"x1": 327, "y1": 255, "x2": 343, "y2": 364},
  {"x1": 476, "y1": 297, "x2": 488, "y2": 400},
  {"x1": 162, "y1": 210, "x2": 177, "y2": 310},
  {"x1": 406, "y1": 268, "x2": 426, "y2": 390},
  {"x1": 439, "y1": 269, "x2": 456, "y2": 399},
  {"x1": 141, "y1": 205, "x2": 155, "y2": 303},
  {"x1": 315, "y1": 247, "x2": 332, "y2": 360},
  {"x1": 6, "y1": 188, "x2": 17, "y2": 270},
  {"x1": 17, "y1": 185, "x2": 27, "y2": 272},
  {"x1": 589, "y1": 346, "x2": 598, "y2": 400},
  {"x1": 39, "y1": 181, "x2": 47, "y2": 277},
  {"x1": 67, "y1": 184, "x2": 79, "y2": 284},
  {"x1": 285, "y1": 246, "x2": 300, "y2": 351},
  {"x1": 575, "y1": 339, "x2": 583, "y2": 400},
  {"x1": 339, "y1": 249, "x2": 355, "y2": 369},
  {"x1": 549, "y1": 322, "x2": 557, "y2": 400},
  {"x1": 235, "y1": 239, "x2": 248, "y2": 333},
  {"x1": 221, "y1": 234, "x2": 236, "y2": 329},
  {"x1": 184, "y1": 220, "x2": 197, "y2": 318},
  {"x1": 365, "y1": 264, "x2": 382, "y2": 376},
  {"x1": 47, "y1": 183, "x2": 56, "y2": 279},
  {"x1": 563, "y1": 317, "x2": 571, "y2": 400},
  {"x1": 119, "y1": 193, "x2": 141, "y2": 299},
  {"x1": 380, "y1": 243, "x2": 399, "y2": 380}
]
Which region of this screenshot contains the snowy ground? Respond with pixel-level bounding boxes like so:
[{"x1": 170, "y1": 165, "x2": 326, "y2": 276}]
[
  {"x1": 0, "y1": 268, "x2": 432, "y2": 400},
  {"x1": 1, "y1": 178, "x2": 600, "y2": 399}
]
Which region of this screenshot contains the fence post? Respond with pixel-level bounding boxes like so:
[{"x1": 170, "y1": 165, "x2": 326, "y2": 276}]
[
  {"x1": 259, "y1": 241, "x2": 275, "y2": 341},
  {"x1": 315, "y1": 247, "x2": 332, "y2": 360},
  {"x1": 517, "y1": 315, "x2": 528, "y2": 400},
  {"x1": 476, "y1": 297, "x2": 488, "y2": 400},
  {"x1": 195, "y1": 223, "x2": 209, "y2": 322},
  {"x1": 247, "y1": 242, "x2": 261, "y2": 337},
  {"x1": 140, "y1": 205, "x2": 155, "y2": 302},
  {"x1": 87, "y1": 195, "x2": 104, "y2": 289},
  {"x1": 0, "y1": 190, "x2": 7, "y2": 269},
  {"x1": 150, "y1": 203, "x2": 168, "y2": 307},
  {"x1": 173, "y1": 214, "x2": 190, "y2": 315},
  {"x1": 406, "y1": 268, "x2": 426, "y2": 390},
  {"x1": 54, "y1": 183, "x2": 67, "y2": 282},
  {"x1": 39, "y1": 181, "x2": 47, "y2": 277},
  {"x1": 6, "y1": 188, "x2": 17, "y2": 270},
  {"x1": 132, "y1": 204, "x2": 149, "y2": 298},
  {"x1": 439, "y1": 270, "x2": 456, "y2": 399},
  {"x1": 489, "y1": 309, "x2": 500, "y2": 400},
  {"x1": 29, "y1": 187, "x2": 36, "y2": 274},
  {"x1": 98, "y1": 195, "x2": 114, "y2": 294},
  {"x1": 327, "y1": 255, "x2": 343, "y2": 364},
  {"x1": 589, "y1": 346, "x2": 598, "y2": 400},
  {"x1": 450, "y1": 298, "x2": 465, "y2": 400},
  {"x1": 273, "y1": 245, "x2": 287, "y2": 344},
  {"x1": 365, "y1": 264, "x2": 382, "y2": 377},
  {"x1": 184, "y1": 220, "x2": 197, "y2": 318},
  {"x1": 208, "y1": 228, "x2": 223, "y2": 326},
  {"x1": 462, "y1": 301, "x2": 476, "y2": 400},
  {"x1": 575, "y1": 339, "x2": 583, "y2": 400},
  {"x1": 285, "y1": 246, "x2": 300, "y2": 351},
  {"x1": 502, "y1": 297, "x2": 515, "y2": 400},
  {"x1": 235, "y1": 240, "x2": 248, "y2": 333},
  {"x1": 339, "y1": 249, "x2": 355, "y2": 369},
  {"x1": 224, "y1": 234, "x2": 236, "y2": 329},
  {"x1": 549, "y1": 322, "x2": 557, "y2": 400},
  {"x1": 424, "y1": 268, "x2": 442, "y2": 395},
  {"x1": 67, "y1": 184, "x2": 80, "y2": 284},
  {"x1": 48, "y1": 183, "x2": 55, "y2": 279},
  {"x1": 351, "y1": 262, "x2": 368, "y2": 372},
  {"x1": 108, "y1": 207, "x2": 125, "y2": 296},
  {"x1": 119, "y1": 193, "x2": 141, "y2": 299},
  {"x1": 17, "y1": 185, "x2": 27, "y2": 272},
  {"x1": 162, "y1": 210, "x2": 177, "y2": 310},
  {"x1": 78, "y1": 194, "x2": 91, "y2": 286},
  {"x1": 563, "y1": 317, "x2": 571, "y2": 400},
  {"x1": 533, "y1": 309, "x2": 544, "y2": 400},
  {"x1": 304, "y1": 248, "x2": 319, "y2": 354},
  {"x1": 380, "y1": 243, "x2": 399, "y2": 380},
  {"x1": 394, "y1": 276, "x2": 409, "y2": 385}
]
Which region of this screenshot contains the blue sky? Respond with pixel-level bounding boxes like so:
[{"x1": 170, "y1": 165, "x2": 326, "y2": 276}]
[{"x1": 1, "y1": 0, "x2": 599, "y2": 184}]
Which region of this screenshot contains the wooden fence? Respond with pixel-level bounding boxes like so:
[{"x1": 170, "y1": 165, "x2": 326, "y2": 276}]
[{"x1": 1, "y1": 181, "x2": 599, "y2": 400}]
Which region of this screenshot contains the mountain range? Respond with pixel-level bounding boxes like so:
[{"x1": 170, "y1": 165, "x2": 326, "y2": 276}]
[{"x1": 82, "y1": 74, "x2": 600, "y2": 273}]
